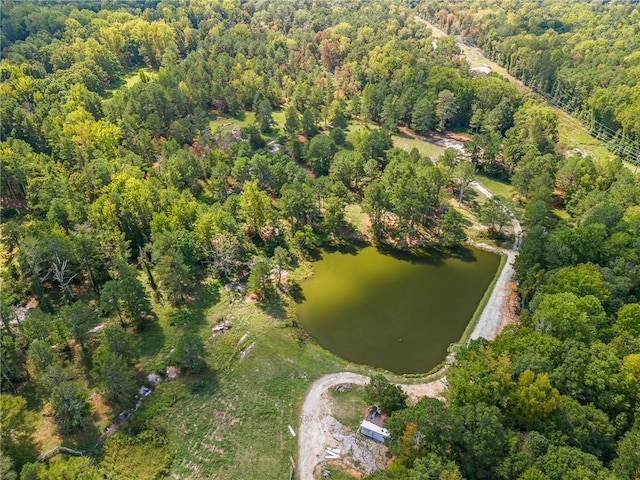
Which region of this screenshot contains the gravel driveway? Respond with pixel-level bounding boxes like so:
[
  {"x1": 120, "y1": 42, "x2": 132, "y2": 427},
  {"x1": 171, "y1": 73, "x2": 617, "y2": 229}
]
[
  {"x1": 297, "y1": 182, "x2": 521, "y2": 480},
  {"x1": 469, "y1": 181, "x2": 522, "y2": 341}
]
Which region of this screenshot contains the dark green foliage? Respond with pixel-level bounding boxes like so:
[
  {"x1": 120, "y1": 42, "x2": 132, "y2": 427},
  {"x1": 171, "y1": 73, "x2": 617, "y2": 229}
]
[
  {"x1": 172, "y1": 332, "x2": 206, "y2": 373},
  {"x1": 305, "y1": 134, "x2": 337, "y2": 176},
  {"x1": 92, "y1": 349, "x2": 136, "y2": 404},
  {"x1": 365, "y1": 374, "x2": 408, "y2": 414},
  {"x1": 247, "y1": 257, "x2": 274, "y2": 300},
  {"x1": 1, "y1": 0, "x2": 638, "y2": 477},
  {"x1": 50, "y1": 381, "x2": 91, "y2": 433}
]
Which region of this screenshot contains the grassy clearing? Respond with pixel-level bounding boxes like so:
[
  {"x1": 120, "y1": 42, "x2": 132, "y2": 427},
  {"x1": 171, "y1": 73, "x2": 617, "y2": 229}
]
[
  {"x1": 345, "y1": 120, "x2": 446, "y2": 159},
  {"x1": 104, "y1": 67, "x2": 157, "y2": 98},
  {"x1": 329, "y1": 385, "x2": 368, "y2": 432},
  {"x1": 344, "y1": 204, "x2": 370, "y2": 237},
  {"x1": 392, "y1": 134, "x2": 445, "y2": 159},
  {"x1": 475, "y1": 175, "x2": 516, "y2": 201},
  {"x1": 121, "y1": 281, "x2": 346, "y2": 479},
  {"x1": 208, "y1": 110, "x2": 286, "y2": 141}
]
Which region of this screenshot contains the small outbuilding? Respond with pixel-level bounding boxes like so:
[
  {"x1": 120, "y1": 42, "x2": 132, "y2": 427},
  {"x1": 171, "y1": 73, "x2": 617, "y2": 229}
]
[{"x1": 359, "y1": 419, "x2": 390, "y2": 443}]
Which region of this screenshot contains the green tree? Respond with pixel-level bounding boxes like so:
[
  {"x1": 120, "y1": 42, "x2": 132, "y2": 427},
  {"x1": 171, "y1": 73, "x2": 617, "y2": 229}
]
[
  {"x1": 362, "y1": 180, "x2": 389, "y2": 240},
  {"x1": 322, "y1": 195, "x2": 347, "y2": 235},
  {"x1": 248, "y1": 257, "x2": 273, "y2": 300},
  {"x1": 101, "y1": 326, "x2": 139, "y2": 366},
  {"x1": 365, "y1": 374, "x2": 408, "y2": 414},
  {"x1": 411, "y1": 95, "x2": 435, "y2": 136},
  {"x1": 56, "y1": 301, "x2": 97, "y2": 352},
  {"x1": 450, "y1": 403, "x2": 508, "y2": 480},
  {"x1": 453, "y1": 161, "x2": 476, "y2": 204},
  {"x1": 239, "y1": 180, "x2": 272, "y2": 239},
  {"x1": 0, "y1": 450, "x2": 17, "y2": 480},
  {"x1": 508, "y1": 370, "x2": 559, "y2": 429},
  {"x1": 531, "y1": 293, "x2": 602, "y2": 342},
  {"x1": 435, "y1": 90, "x2": 458, "y2": 131},
  {"x1": 525, "y1": 445, "x2": 607, "y2": 480},
  {"x1": 301, "y1": 108, "x2": 318, "y2": 137},
  {"x1": 358, "y1": 129, "x2": 393, "y2": 164},
  {"x1": 272, "y1": 246, "x2": 291, "y2": 287},
  {"x1": 284, "y1": 106, "x2": 300, "y2": 136},
  {"x1": 172, "y1": 332, "x2": 206, "y2": 372},
  {"x1": 440, "y1": 208, "x2": 467, "y2": 246},
  {"x1": 155, "y1": 250, "x2": 192, "y2": 306},
  {"x1": 26, "y1": 341, "x2": 55, "y2": 381},
  {"x1": 479, "y1": 197, "x2": 510, "y2": 236},
  {"x1": 240, "y1": 124, "x2": 265, "y2": 150},
  {"x1": 92, "y1": 349, "x2": 135, "y2": 404},
  {"x1": 256, "y1": 99, "x2": 274, "y2": 133},
  {"x1": 509, "y1": 101, "x2": 558, "y2": 155},
  {"x1": 305, "y1": 134, "x2": 337, "y2": 176},
  {"x1": 50, "y1": 381, "x2": 91, "y2": 433},
  {"x1": 612, "y1": 425, "x2": 640, "y2": 480},
  {"x1": 0, "y1": 394, "x2": 35, "y2": 471},
  {"x1": 292, "y1": 224, "x2": 320, "y2": 256},
  {"x1": 37, "y1": 364, "x2": 75, "y2": 397}
]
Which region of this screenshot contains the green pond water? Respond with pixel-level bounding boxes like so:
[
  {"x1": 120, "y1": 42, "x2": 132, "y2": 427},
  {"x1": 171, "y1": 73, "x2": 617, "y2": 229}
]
[{"x1": 296, "y1": 246, "x2": 501, "y2": 374}]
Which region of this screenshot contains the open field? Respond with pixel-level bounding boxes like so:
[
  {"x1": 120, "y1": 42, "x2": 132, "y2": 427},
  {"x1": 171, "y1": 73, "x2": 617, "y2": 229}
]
[
  {"x1": 415, "y1": 16, "x2": 616, "y2": 165},
  {"x1": 346, "y1": 120, "x2": 446, "y2": 159},
  {"x1": 127, "y1": 281, "x2": 351, "y2": 479}
]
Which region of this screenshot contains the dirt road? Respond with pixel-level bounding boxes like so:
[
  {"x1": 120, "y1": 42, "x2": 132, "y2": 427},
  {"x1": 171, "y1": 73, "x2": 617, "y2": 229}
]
[
  {"x1": 297, "y1": 373, "x2": 447, "y2": 480},
  {"x1": 297, "y1": 178, "x2": 521, "y2": 480},
  {"x1": 469, "y1": 182, "x2": 522, "y2": 341},
  {"x1": 298, "y1": 372, "x2": 369, "y2": 480}
]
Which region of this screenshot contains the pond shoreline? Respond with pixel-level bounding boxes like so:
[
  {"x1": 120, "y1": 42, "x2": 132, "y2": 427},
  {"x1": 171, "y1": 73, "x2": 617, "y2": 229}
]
[{"x1": 297, "y1": 183, "x2": 522, "y2": 480}]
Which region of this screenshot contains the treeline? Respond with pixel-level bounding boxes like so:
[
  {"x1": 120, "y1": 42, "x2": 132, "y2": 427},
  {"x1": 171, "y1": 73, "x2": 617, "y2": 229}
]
[
  {"x1": 0, "y1": 0, "x2": 539, "y2": 477},
  {"x1": 2, "y1": 0, "x2": 637, "y2": 478},
  {"x1": 369, "y1": 133, "x2": 640, "y2": 478},
  {"x1": 418, "y1": 0, "x2": 640, "y2": 164}
]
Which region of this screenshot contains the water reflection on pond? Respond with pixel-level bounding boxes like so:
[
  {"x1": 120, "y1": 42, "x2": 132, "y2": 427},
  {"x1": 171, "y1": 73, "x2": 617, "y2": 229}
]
[{"x1": 296, "y1": 245, "x2": 500, "y2": 374}]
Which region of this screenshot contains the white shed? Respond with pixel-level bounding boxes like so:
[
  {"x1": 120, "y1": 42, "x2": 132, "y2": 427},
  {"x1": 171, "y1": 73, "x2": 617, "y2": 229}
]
[{"x1": 359, "y1": 419, "x2": 391, "y2": 443}]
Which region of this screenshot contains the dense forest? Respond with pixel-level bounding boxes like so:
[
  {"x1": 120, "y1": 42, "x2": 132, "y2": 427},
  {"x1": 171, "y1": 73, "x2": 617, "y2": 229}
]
[
  {"x1": 417, "y1": 0, "x2": 640, "y2": 164},
  {"x1": 0, "y1": 0, "x2": 638, "y2": 479}
]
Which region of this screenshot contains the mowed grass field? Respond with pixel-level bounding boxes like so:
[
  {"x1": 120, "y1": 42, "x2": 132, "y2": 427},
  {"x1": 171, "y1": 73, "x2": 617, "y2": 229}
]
[{"x1": 128, "y1": 279, "x2": 349, "y2": 479}]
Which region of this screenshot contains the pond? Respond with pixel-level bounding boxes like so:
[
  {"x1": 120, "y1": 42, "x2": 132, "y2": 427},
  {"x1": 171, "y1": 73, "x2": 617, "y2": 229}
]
[{"x1": 296, "y1": 246, "x2": 501, "y2": 374}]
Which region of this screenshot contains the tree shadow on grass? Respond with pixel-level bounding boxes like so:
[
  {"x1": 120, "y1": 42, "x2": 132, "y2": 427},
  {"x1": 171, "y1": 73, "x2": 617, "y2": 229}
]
[
  {"x1": 257, "y1": 293, "x2": 288, "y2": 320},
  {"x1": 168, "y1": 279, "x2": 221, "y2": 332},
  {"x1": 185, "y1": 369, "x2": 219, "y2": 396},
  {"x1": 138, "y1": 319, "x2": 166, "y2": 360},
  {"x1": 64, "y1": 414, "x2": 102, "y2": 453},
  {"x1": 284, "y1": 281, "x2": 305, "y2": 304}
]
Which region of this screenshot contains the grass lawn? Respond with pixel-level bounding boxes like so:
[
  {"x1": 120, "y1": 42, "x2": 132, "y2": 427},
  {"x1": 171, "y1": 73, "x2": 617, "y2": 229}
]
[
  {"x1": 392, "y1": 133, "x2": 445, "y2": 159},
  {"x1": 475, "y1": 175, "x2": 516, "y2": 201},
  {"x1": 104, "y1": 67, "x2": 157, "y2": 98},
  {"x1": 208, "y1": 110, "x2": 286, "y2": 141},
  {"x1": 344, "y1": 204, "x2": 370, "y2": 237},
  {"x1": 329, "y1": 385, "x2": 368, "y2": 432},
  {"x1": 117, "y1": 280, "x2": 348, "y2": 479},
  {"x1": 345, "y1": 120, "x2": 446, "y2": 159}
]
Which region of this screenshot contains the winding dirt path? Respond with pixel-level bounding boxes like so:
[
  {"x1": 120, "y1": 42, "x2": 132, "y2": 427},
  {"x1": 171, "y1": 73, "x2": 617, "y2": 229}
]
[
  {"x1": 297, "y1": 373, "x2": 447, "y2": 480},
  {"x1": 297, "y1": 175, "x2": 522, "y2": 480}
]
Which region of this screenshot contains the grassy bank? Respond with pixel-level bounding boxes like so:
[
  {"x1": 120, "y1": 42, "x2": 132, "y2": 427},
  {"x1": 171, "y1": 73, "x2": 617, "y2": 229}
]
[
  {"x1": 127, "y1": 284, "x2": 348, "y2": 479},
  {"x1": 458, "y1": 252, "x2": 507, "y2": 346}
]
